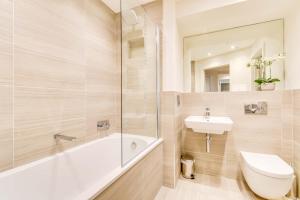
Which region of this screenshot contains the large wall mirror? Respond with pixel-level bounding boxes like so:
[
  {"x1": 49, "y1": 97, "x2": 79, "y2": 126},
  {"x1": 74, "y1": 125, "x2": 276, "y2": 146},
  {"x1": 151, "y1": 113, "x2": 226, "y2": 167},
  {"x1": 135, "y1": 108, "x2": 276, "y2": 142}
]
[
  {"x1": 184, "y1": 20, "x2": 284, "y2": 92},
  {"x1": 181, "y1": 0, "x2": 300, "y2": 92}
]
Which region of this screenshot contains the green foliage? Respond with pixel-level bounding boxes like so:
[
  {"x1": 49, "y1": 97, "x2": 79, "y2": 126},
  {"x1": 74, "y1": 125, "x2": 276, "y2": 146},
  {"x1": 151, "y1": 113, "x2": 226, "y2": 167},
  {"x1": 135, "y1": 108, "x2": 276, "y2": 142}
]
[
  {"x1": 247, "y1": 55, "x2": 283, "y2": 86},
  {"x1": 254, "y1": 77, "x2": 280, "y2": 85}
]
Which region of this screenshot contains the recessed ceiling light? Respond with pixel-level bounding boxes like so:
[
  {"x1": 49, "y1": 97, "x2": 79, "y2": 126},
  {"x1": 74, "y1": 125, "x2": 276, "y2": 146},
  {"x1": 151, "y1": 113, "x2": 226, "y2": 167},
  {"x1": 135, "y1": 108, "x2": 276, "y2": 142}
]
[
  {"x1": 208, "y1": 52, "x2": 212, "y2": 56},
  {"x1": 231, "y1": 45, "x2": 236, "y2": 50}
]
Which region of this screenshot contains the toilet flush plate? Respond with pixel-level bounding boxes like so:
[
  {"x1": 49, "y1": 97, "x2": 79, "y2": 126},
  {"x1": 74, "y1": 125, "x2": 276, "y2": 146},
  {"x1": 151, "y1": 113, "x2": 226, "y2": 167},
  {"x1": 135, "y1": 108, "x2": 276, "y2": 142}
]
[{"x1": 184, "y1": 115, "x2": 233, "y2": 134}]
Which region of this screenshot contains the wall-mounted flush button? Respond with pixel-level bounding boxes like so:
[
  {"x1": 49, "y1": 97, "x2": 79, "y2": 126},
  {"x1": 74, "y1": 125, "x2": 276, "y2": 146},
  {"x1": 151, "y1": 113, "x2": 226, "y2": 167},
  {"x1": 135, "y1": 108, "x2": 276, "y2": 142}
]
[
  {"x1": 244, "y1": 101, "x2": 268, "y2": 115},
  {"x1": 97, "y1": 120, "x2": 110, "y2": 130}
]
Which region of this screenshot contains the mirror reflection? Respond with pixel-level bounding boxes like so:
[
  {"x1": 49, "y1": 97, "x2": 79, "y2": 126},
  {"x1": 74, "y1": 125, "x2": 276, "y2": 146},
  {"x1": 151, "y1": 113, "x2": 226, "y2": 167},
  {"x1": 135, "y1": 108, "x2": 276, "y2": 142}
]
[{"x1": 184, "y1": 20, "x2": 284, "y2": 92}]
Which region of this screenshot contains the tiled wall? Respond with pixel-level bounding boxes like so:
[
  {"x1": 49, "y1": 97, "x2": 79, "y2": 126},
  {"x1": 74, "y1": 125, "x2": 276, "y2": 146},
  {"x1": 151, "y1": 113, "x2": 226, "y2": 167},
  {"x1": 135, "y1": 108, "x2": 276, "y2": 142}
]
[
  {"x1": 161, "y1": 89, "x2": 300, "y2": 195},
  {"x1": 181, "y1": 91, "x2": 294, "y2": 179},
  {"x1": 0, "y1": 0, "x2": 121, "y2": 170},
  {"x1": 293, "y1": 90, "x2": 300, "y2": 195},
  {"x1": 0, "y1": 0, "x2": 13, "y2": 171},
  {"x1": 122, "y1": 17, "x2": 157, "y2": 137},
  {"x1": 122, "y1": 1, "x2": 162, "y2": 138},
  {"x1": 160, "y1": 92, "x2": 182, "y2": 188},
  {"x1": 143, "y1": 0, "x2": 162, "y2": 28},
  {"x1": 177, "y1": 91, "x2": 293, "y2": 178},
  {"x1": 95, "y1": 143, "x2": 163, "y2": 200}
]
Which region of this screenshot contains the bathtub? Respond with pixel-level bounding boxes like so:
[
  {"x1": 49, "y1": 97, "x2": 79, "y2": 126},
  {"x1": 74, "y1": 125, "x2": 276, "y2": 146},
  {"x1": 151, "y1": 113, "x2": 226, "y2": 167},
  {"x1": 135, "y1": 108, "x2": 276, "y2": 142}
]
[{"x1": 0, "y1": 133, "x2": 163, "y2": 200}]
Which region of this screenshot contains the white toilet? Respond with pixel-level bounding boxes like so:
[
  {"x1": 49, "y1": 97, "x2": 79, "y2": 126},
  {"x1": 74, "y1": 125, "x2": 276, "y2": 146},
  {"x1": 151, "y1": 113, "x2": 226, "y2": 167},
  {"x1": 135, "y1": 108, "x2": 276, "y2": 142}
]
[{"x1": 240, "y1": 151, "x2": 294, "y2": 199}]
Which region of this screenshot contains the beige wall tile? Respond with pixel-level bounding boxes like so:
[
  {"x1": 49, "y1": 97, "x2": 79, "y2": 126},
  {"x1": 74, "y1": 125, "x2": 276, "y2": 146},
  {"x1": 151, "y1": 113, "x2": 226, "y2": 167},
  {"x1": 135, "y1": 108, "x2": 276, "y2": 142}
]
[
  {"x1": 294, "y1": 90, "x2": 300, "y2": 145},
  {"x1": 161, "y1": 92, "x2": 182, "y2": 188},
  {"x1": 294, "y1": 142, "x2": 300, "y2": 196},
  {"x1": 0, "y1": 86, "x2": 13, "y2": 171},
  {"x1": 0, "y1": 0, "x2": 12, "y2": 86},
  {"x1": 142, "y1": 0, "x2": 162, "y2": 28},
  {"x1": 181, "y1": 91, "x2": 294, "y2": 179},
  {"x1": 14, "y1": 0, "x2": 86, "y2": 65},
  {"x1": 0, "y1": 0, "x2": 162, "y2": 174},
  {"x1": 121, "y1": 1, "x2": 162, "y2": 140},
  {"x1": 0, "y1": 0, "x2": 13, "y2": 171},
  {"x1": 14, "y1": 49, "x2": 86, "y2": 89},
  {"x1": 94, "y1": 144, "x2": 163, "y2": 200},
  {"x1": 14, "y1": 87, "x2": 86, "y2": 165},
  {"x1": 293, "y1": 89, "x2": 300, "y2": 195},
  {"x1": 9, "y1": 0, "x2": 121, "y2": 167}
]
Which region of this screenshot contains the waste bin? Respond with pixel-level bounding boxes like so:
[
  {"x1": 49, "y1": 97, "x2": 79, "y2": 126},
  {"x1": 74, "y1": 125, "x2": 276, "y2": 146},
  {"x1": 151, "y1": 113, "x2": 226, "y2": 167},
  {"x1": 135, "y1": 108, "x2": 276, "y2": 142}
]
[{"x1": 181, "y1": 155, "x2": 195, "y2": 179}]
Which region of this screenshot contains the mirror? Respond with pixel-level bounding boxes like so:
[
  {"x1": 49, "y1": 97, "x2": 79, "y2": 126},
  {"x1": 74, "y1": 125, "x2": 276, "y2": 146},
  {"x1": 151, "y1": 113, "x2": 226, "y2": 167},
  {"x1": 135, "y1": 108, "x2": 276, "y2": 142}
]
[
  {"x1": 184, "y1": 20, "x2": 284, "y2": 92},
  {"x1": 180, "y1": 0, "x2": 300, "y2": 92}
]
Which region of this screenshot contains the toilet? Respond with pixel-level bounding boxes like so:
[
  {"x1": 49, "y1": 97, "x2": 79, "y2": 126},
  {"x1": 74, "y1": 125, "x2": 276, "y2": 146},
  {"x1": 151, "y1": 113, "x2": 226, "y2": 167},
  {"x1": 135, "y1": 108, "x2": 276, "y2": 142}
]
[{"x1": 240, "y1": 151, "x2": 294, "y2": 199}]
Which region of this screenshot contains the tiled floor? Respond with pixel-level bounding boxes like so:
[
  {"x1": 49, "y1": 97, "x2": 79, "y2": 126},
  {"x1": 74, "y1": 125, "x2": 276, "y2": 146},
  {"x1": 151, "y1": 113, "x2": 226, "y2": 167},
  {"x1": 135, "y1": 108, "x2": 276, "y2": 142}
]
[{"x1": 155, "y1": 174, "x2": 284, "y2": 200}]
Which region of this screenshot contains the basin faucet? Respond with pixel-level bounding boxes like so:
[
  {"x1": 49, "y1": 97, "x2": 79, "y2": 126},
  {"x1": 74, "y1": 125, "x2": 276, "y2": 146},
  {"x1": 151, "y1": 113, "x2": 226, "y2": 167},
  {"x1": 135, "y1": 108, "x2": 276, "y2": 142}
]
[
  {"x1": 204, "y1": 107, "x2": 210, "y2": 119},
  {"x1": 54, "y1": 133, "x2": 77, "y2": 142}
]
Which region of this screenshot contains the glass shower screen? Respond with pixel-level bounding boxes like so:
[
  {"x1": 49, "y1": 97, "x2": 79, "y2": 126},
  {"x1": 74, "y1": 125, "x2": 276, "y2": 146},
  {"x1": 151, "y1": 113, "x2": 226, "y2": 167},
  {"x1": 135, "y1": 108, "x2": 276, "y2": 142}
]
[{"x1": 121, "y1": 0, "x2": 160, "y2": 165}]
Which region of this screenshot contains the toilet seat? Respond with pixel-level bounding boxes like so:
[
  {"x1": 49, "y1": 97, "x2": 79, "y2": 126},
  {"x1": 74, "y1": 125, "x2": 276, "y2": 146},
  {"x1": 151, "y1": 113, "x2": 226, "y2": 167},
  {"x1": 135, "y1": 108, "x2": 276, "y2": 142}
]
[{"x1": 240, "y1": 151, "x2": 293, "y2": 179}]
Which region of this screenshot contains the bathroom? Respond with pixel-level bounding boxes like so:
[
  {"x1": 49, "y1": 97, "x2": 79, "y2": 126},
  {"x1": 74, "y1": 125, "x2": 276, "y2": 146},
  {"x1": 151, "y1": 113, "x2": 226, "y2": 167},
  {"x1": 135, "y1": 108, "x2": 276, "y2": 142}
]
[{"x1": 0, "y1": 0, "x2": 299, "y2": 199}]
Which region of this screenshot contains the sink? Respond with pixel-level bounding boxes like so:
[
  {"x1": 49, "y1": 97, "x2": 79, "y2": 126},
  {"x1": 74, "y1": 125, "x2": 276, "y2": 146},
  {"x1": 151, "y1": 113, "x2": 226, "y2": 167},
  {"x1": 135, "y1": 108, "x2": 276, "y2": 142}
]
[{"x1": 184, "y1": 115, "x2": 233, "y2": 134}]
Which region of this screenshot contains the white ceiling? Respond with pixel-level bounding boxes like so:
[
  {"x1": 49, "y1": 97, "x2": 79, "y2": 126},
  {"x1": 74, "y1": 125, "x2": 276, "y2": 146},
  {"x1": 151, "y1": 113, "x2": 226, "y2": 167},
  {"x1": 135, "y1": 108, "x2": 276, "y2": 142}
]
[
  {"x1": 177, "y1": 0, "x2": 298, "y2": 37},
  {"x1": 101, "y1": 0, "x2": 156, "y2": 13},
  {"x1": 185, "y1": 19, "x2": 283, "y2": 61},
  {"x1": 189, "y1": 39, "x2": 255, "y2": 61}
]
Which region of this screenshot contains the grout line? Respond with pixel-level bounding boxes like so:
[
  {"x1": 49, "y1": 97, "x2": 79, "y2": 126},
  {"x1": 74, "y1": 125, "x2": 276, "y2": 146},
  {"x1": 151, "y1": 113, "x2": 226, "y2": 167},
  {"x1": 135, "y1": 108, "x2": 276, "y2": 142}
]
[
  {"x1": 120, "y1": 1, "x2": 123, "y2": 167},
  {"x1": 12, "y1": 0, "x2": 15, "y2": 168},
  {"x1": 292, "y1": 90, "x2": 295, "y2": 167}
]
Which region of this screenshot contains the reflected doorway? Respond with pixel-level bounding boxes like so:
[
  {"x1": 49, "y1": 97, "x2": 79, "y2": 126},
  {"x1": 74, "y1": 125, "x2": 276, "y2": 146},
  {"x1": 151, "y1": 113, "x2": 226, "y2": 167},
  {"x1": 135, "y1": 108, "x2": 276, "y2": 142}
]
[{"x1": 204, "y1": 65, "x2": 230, "y2": 92}]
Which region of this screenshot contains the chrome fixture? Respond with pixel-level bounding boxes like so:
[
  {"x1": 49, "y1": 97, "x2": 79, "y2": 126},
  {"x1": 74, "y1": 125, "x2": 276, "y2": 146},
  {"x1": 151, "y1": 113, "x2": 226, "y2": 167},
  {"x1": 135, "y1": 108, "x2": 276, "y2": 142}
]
[
  {"x1": 204, "y1": 108, "x2": 211, "y2": 152},
  {"x1": 54, "y1": 134, "x2": 77, "y2": 141},
  {"x1": 204, "y1": 108, "x2": 211, "y2": 153},
  {"x1": 206, "y1": 134, "x2": 212, "y2": 153},
  {"x1": 204, "y1": 107, "x2": 211, "y2": 153},
  {"x1": 97, "y1": 120, "x2": 110, "y2": 131},
  {"x1": 204, "y1": 107, "x2": 210, "y2": 119},
  {"x1": 131, "y1": 141, "x2": 137, "y2": 150},
  {"x1": 244, "y1": 101, "x2": 268, "y2": 115},
  {"x1": 97, "y1": 120, "x2": 110, "y2": 137},
  {"x1": 122, "y1": 9, "x2": 138, "y2": 26}
]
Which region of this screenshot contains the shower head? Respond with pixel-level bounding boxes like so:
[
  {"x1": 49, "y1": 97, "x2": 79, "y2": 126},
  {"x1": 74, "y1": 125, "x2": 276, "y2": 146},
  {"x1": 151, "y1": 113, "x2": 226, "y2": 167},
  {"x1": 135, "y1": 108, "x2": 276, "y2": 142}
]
[{"x1": 122, "y1": 9, "x2": 138, "y2": 25}]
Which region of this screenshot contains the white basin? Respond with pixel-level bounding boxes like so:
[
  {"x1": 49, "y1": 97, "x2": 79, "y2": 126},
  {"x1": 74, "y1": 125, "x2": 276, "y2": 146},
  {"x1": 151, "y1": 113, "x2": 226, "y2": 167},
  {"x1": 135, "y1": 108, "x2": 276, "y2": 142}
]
[{"x1": 184, "y1": 115, "x2": 233, "y2": 134}]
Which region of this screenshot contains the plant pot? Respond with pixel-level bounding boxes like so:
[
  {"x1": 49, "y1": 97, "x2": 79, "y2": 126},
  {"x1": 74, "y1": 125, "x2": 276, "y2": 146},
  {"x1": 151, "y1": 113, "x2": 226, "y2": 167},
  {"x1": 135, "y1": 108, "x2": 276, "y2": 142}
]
[
  {"x1": 260, "y1": 83, "x2": 276, "y2": 91},
  {"x1": 255, "y1": 85, "x2": 261, "y2": 91}
]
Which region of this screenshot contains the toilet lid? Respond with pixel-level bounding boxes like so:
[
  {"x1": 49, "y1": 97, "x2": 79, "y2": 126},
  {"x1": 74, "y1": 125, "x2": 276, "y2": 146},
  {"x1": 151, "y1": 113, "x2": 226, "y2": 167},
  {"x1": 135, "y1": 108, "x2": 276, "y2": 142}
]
[{"x1": 241, "y1": 151, "x2": 294, "y2": 179}]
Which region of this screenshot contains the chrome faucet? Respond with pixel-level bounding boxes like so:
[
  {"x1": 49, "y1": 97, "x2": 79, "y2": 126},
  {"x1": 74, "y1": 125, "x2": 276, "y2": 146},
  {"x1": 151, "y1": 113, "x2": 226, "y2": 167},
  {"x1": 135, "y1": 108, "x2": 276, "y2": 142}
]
[
  {"x1": 54, "y1": 134, "x2": 77, "y2": 142},
  {"x1": 204, "y1": 107, "x2": 210, "y2": 119},
  {"x1": 97, "y1": 120, "x2": 110, "y2": 137}
]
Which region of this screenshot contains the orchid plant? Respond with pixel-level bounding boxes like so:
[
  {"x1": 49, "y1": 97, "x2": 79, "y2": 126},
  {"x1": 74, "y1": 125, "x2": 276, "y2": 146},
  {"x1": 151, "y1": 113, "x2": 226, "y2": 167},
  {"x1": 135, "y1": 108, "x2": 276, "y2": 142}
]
[{"x1": 247, "y1": 54, "x2": 284, "y2": 86}]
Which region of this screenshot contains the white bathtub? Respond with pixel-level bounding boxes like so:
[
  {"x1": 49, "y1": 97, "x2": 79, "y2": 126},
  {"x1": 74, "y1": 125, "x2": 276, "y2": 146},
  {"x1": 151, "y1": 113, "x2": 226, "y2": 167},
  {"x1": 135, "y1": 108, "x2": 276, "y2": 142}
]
[{"x1": 0, "y1": 133, "x2": 163, "y2": 200}]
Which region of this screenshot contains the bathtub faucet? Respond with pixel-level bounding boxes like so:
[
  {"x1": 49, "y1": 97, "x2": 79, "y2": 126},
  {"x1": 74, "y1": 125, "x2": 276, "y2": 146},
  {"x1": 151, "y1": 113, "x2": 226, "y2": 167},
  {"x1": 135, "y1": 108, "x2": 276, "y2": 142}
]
[{"x1": 54, "y1": 134, "x2": 77, "y2": 142}]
